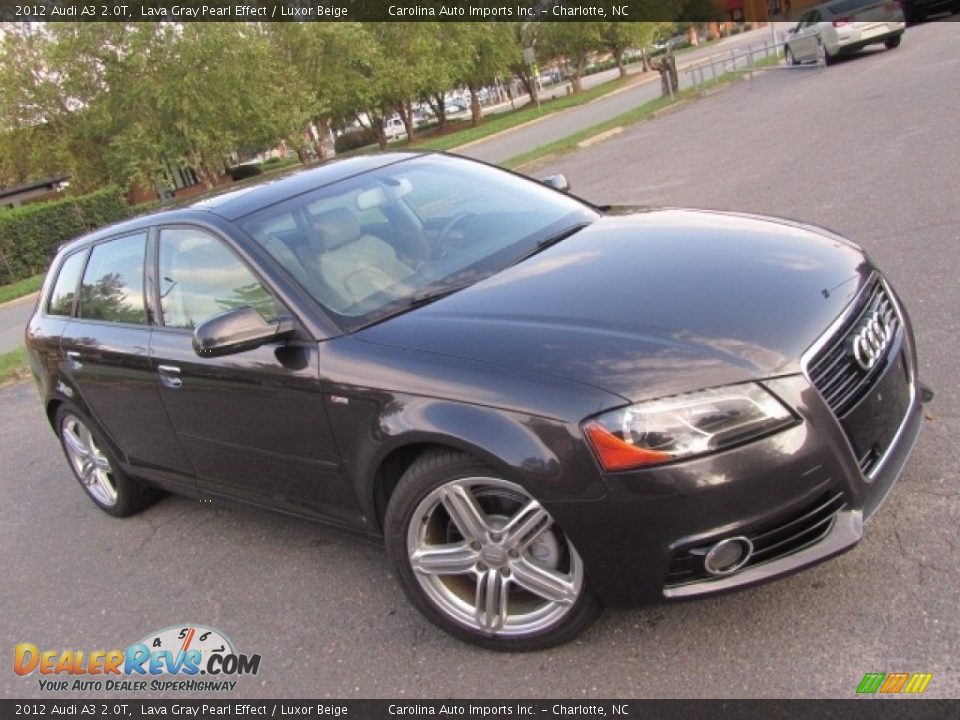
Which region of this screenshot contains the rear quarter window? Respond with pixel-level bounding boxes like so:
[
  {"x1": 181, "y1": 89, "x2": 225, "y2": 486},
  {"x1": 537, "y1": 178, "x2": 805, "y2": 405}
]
[{"x1": 47, "y1": 250, "x2": 88, "y2": 317}]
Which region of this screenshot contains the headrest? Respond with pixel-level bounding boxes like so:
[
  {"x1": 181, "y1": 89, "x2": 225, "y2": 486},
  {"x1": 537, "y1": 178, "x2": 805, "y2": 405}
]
[{"x1": 309, "y1": 208, "x2": 362, "y2": 251}]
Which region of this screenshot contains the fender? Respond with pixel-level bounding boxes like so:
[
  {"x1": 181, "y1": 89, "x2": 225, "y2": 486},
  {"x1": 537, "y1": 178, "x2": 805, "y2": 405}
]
[{"x1": 324, "y1": 393, "x2": 608, "y2": 534}]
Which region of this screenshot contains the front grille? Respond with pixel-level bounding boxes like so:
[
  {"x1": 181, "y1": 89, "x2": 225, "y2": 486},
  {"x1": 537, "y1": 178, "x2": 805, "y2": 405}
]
[
  {"x1": 665, "y1": 491, "x2": 846, "y2": 588},
  {"x1": 807, "y1": 277, "x2": 900, "y2": 417}
]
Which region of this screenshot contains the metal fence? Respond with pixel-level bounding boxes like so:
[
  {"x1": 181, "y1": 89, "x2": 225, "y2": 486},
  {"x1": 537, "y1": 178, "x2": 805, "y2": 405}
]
[{"x1": 681, "y1": 36, "x2": 826, "y2": 97}]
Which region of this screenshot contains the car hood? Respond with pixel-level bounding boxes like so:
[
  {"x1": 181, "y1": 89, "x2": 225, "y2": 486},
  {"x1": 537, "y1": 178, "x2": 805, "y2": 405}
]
[{"x1": 357, "y1": 209, "x2": 871, "y2": 403}]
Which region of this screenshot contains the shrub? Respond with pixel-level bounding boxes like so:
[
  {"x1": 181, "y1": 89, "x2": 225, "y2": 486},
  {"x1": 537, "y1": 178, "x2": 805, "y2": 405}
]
[
  {"x1": 226, "y1": 163, "x2": 263, "y2": 181},
  {"x1": 0, "y1": 186, "x2": 137, "y2": 285},
  {"x1": 335, "y1": 127, "x2": 378, "y2": 154}
]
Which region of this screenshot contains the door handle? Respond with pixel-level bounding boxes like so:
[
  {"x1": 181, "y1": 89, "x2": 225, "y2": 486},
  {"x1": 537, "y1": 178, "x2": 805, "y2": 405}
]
[
  {"x1": 66, "y1": 351, "x2": 82, "y2": 370},
  {"x1": 157, "y1": 364, "x2": 182, "y2": 390}
]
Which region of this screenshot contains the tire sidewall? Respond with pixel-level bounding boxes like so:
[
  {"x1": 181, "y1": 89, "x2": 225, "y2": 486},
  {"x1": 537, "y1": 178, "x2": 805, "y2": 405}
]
[{"x1": 384, "y1": 451, "x2": 601, "y2": 651}]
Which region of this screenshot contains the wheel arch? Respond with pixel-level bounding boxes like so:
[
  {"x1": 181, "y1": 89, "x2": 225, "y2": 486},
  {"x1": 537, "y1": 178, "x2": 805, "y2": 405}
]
[{"x1": 353, "y1": 397, "x2": 606, "y2": 535}]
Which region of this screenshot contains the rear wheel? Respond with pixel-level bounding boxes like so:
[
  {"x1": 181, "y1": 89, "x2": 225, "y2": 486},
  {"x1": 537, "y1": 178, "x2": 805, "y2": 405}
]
[
  {"x1": 56, "y1": 406, "x2": 158, "y2": 517},
  {"x1": 384, "y1": 449, "x2": 601, "y2": 650},
  {"x1": 885, "y1": 35, "x2": 902, "y2": 49},
  {"x1": 785, "y1": 46, "x2": 798, "y2": 65}
]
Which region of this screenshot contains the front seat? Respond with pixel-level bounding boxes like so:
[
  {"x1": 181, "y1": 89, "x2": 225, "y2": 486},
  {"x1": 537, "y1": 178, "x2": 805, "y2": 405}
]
[{"x1": 301, "y1": 207, "x2": 413, "y2": 311}]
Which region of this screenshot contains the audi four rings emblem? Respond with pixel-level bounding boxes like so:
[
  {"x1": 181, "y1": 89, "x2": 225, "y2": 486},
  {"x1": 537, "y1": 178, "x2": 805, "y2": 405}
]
[{"x1": 851, "y1": 309, "x2": 892, "y2": 372}]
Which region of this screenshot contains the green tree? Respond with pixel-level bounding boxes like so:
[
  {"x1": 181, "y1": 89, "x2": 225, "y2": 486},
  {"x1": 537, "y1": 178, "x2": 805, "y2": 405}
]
[
  {"x1": 538, "y1": 22, "x2": 603, "y2": 93},
  {"x1": 453, "y1": 23, "x2": 516, "y2": 126}
]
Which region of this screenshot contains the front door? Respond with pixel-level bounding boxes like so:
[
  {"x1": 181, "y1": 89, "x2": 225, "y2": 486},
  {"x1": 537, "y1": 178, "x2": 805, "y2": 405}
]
[{"x1": 148, "y1": 225, "x2": 361, "y2": 526}]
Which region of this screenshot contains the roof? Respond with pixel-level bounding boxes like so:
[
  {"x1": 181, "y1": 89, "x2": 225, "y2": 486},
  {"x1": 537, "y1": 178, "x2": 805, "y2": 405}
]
[{"x1": 0, "y1": 174, "x2": 70, "y2": 201}]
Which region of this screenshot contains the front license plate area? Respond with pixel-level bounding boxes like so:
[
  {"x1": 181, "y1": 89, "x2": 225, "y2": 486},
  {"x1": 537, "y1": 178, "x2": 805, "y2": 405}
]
[{"x1": 840, "y1": 350, "x2": 910, "y2": 476}]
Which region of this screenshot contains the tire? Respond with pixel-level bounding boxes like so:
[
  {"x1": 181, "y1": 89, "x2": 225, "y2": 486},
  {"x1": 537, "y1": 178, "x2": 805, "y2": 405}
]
[
  {"x1": 785, "y1": 46, "x2": 798, "y2": 66},
  {"x1": 821, "y1": 43, "x2": 834, "y2": 66},
  {"x1": 384, "y1": 449, "x2": 601, "y2": 651},
  {"x1": 885, "y1": 35, "x2": 902, "y2": 49},
  {"x1": 55, "y1": 406, "x2": 158, "y2": 517}
]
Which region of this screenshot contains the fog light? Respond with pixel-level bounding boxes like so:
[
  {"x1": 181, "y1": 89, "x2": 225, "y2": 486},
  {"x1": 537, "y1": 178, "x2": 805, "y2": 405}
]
[{"x1": 704, "y1": 536, "x2": 753, "y2": 576}]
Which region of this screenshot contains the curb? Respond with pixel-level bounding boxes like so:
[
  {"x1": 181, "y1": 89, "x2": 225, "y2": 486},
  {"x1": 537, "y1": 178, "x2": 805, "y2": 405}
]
[
  {"x1": 449, "y1": 70, "x2": 662, "y2": 154},
  {"x1": 0, "y1": 291, "x2": 38, "y2": 311}
]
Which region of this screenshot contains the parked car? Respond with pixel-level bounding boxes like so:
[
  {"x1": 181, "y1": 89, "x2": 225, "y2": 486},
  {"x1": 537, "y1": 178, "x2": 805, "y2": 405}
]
[
  {"x1": 383, "y1": 116, "x2": 407, "y2": 141},
  {"x1": 26, "y1": 152, "x2": 928, "y2": 650},
  {"x1": 444, "y1": 101, "x2": 467, "y2": 115},
  {"x1": 784, "y1": 0, "x2": 905, "y2": 65},
  {"x1": 899, "y1": 0, "x2": 959, "y2": 22}
]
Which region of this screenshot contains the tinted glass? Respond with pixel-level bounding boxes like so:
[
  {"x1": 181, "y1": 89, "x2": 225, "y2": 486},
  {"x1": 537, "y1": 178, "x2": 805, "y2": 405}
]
[
  {"x1": 241, "y1": 154, "x2": 596, "y2": 329},
  {"x1": 158, "y1": 227, "x2": 277, "y2": 330},
  {"x1": 78, "y1": 234, "x2": 147, "y2": 324},
  {"x1": 47, "y1": 250, "x2": 87, "y2": 316}
]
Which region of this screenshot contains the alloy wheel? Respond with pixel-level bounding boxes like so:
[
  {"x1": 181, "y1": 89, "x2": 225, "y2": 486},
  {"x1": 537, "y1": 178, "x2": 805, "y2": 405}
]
[
  {"x1": 61, "y1": 414, "x2": 118, "y2": 507},
  {"x1": 406, "y1": 477, "x2": 583, "y2": 637}
]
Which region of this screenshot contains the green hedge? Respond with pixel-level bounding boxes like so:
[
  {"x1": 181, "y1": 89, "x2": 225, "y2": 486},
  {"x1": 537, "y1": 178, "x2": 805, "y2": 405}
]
[{"x1": 0, "y1": 186, "x2": 136, "y2": 285}]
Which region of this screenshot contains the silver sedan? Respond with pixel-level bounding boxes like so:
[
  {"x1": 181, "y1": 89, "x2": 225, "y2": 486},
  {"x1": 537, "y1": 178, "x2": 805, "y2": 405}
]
[{"x1": 785, "y1": 0, "x2": 906, "y2": 65}]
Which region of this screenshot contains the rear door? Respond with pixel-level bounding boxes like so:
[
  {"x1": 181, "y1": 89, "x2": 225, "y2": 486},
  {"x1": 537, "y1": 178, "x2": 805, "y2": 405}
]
[
  {"x1": 59, "y1": 230, "x2": 196, "y2": 492},
  {"x1": 148, "y1": 224, "x2": 361, "y2": 526}
]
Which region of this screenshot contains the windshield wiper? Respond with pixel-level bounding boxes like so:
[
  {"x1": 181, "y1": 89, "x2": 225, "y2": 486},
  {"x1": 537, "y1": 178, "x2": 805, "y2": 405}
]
[
  {"x1": 350, "y1": 279, "x2": 479, "y2": 332},
  {"x1": 509, "y1": 222, "x2": 590, "y2": 267},
  {"x1": 406, "y1": 279, "x2": 479, "y2": 308}
]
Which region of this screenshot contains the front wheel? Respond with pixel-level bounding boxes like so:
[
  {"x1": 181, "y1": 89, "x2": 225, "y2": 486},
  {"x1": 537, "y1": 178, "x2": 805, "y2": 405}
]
[
  {"x1": 885, "y1": 35, "x2": 902, "y2": 49},
  {"x1": 385, "y1": 450, "x2": 601, "y2": 650},
  {"x1": 56, "y1": 406, "x2": 158, "y2": 517},
  {"x1": 785, "y1": 46, "x2": 798, "y2": 65}
]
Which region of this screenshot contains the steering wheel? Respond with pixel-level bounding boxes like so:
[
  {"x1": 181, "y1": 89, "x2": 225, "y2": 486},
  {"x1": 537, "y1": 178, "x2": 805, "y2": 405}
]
[{"x1": 432, "y1": 212, "x2": 475, "y2": 260}]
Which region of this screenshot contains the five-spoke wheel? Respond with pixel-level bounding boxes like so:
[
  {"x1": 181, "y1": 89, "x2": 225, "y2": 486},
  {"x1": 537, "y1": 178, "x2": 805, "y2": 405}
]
[{"x1": 386, "y1": 450, "x2": 599, "y2": 650}]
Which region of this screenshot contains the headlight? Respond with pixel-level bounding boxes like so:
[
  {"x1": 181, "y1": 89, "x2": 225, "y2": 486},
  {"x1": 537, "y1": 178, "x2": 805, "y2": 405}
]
[{"x1": 583, "y1": 382, "x2": 796, "y2": 471}]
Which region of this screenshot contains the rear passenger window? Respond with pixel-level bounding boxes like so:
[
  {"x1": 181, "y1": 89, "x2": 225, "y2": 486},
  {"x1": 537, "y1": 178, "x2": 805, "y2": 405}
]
[
  {"x1": 47, "y1": 250, "x2": 87, "y2": 316},
  {"x1": 78, "y1": 233, "x2": 147, "y2": 324}
]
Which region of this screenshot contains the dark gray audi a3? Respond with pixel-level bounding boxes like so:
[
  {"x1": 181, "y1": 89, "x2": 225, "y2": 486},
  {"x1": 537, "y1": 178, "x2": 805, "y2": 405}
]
[{"x1": 25, "y1": 152, "x2": 928, "y2": 650}]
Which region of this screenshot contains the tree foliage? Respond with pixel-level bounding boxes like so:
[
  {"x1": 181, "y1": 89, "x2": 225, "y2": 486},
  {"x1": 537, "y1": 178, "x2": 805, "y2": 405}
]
[{"x1": 0, "y1": 20, "x2": 687, "y2": 193}]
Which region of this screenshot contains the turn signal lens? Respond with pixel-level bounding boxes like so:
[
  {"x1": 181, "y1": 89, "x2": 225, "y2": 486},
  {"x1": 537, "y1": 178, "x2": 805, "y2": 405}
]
[{"x1": 584, "y1": 383, "x2": 795, "y2": 472}]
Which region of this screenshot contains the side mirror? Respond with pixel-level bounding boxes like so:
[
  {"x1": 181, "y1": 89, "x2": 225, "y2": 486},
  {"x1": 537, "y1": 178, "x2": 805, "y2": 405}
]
[
  {"x1": 192, "y1": 306, "x2": 295, "y2": 358},
  {"x1": 541, "y1": 174, "x2": 572, "y2": 193}
]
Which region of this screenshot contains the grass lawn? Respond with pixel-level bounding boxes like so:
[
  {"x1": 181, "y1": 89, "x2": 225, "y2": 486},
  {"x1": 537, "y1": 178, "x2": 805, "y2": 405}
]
[
  {"x1": 0, "y1": 346, "x2": 28, "y2": 386},
  {"x1": 0, "y1": 274, "x2": 43, "y2": 305}
]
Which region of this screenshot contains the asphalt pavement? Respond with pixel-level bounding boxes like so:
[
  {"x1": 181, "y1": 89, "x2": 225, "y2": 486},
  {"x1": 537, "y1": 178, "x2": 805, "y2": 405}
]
[
  {"x1": 459, "y1": 27, "x2": 781, "y2": 164},
  {"x1": 2, "y1": 20, "x2": 958, "y2": 700},
  {"x1": 0, "y1": 295, "x2": 35, "y2": 355}
]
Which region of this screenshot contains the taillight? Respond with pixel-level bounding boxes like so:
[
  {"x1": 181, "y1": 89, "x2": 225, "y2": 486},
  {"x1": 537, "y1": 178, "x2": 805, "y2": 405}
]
[{"x1": 832, "y1": 17, "x2": 853, "y2": 26}]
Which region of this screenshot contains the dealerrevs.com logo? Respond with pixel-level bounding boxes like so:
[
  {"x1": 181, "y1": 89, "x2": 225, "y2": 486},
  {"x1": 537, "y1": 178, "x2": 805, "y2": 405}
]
[{"x1": 14, "y1": 625, "x2": 261, "y2": 693}]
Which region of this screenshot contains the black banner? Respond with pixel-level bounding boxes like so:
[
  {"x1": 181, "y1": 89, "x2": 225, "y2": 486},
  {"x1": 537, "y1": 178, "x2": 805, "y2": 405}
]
[
  {"x1": 1, "y1": 700, "x2": 958, "y2": 720},
  {"x1": 0, "y1": 0, "x2": 792, "y2": 23}
]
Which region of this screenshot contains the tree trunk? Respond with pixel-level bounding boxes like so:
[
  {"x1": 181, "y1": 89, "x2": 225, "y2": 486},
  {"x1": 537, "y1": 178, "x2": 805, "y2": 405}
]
[
  {"x1": 467, "y1": 84, "x2": 482, "y2": 127},
  {"x1": 427, "y1": 93, "x2": 447, "y2": 127},
  {"x1": 616, "y1": 49, "x2": 627, "y2": 77},
  {"x1": 640, "y1": 47, "x2": 649, "y2": 73},
  {"x1": 313, "y1": 116, "x2": 335, "y2": 159},
  {"x1": 396, "y1": 100, "x2": 416, "y2": 143},
  {"x1": 570, "y1": 69, "x2": 583, "y2": 93},
  {"x1": 518, "y1": 72, "x2": 538, "y2": 105}
]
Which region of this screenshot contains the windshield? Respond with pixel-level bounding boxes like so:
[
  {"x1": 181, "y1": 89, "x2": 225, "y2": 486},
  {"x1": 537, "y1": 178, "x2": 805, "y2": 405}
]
[{"x1": 239, "y1": 154, "x2": 597, "y2": 330}]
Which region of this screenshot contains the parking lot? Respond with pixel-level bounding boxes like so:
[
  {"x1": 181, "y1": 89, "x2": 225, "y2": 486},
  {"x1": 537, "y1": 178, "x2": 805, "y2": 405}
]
[{"x1": 2, "y1": 19, "x2": 958, "y2": 699}]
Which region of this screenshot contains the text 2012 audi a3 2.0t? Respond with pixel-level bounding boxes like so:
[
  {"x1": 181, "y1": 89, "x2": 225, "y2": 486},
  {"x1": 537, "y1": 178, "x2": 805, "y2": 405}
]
[{"x1": 26, "y1": 153, "x2": 928, "y2": 650}]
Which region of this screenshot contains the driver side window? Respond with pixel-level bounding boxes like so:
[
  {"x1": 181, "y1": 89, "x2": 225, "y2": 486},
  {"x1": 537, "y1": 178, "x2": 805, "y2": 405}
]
[{"x1": 158, "y1": 227, "x2": 278, "y2": 330}]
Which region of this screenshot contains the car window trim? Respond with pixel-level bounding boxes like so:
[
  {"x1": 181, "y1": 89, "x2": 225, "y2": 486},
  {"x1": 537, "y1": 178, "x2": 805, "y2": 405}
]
[{"x1": 72, "y1": 229, "x2": 151, "y2": 326}]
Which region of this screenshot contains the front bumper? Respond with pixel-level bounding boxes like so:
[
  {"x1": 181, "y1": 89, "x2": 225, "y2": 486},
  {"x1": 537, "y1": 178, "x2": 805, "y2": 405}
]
[{"x1": 545, "y1": 278, "x2": 924, "y2": 607}]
